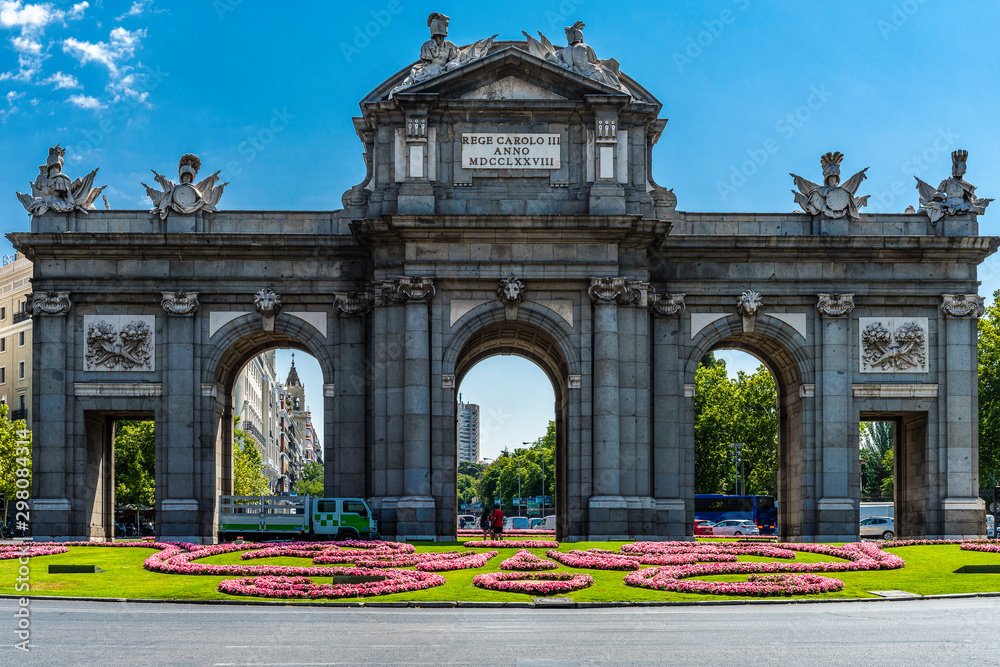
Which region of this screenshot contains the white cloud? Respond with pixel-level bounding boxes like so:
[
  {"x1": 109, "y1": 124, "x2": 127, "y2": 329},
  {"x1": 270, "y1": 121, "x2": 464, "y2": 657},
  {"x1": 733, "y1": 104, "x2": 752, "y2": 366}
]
[
  {"x1": 41, "y1": 70, "x2": 78, "y2": 88},
  {"x1": 62, "y1": 27, "x2": 145, "y2": 77},
  {"x1": 11, "y1": 34, "x2": 38, "y2": 52},
  {"x1": 66, "y1": 92, "x2": 102, "y2": 109},
  {"x1": 0, "y1": 2, "x2": 60, "y2": 31},
  {"x1": 116, "y1": 0, "x2": 151, "y2": 21},
  {"x1": 0, "y1": 87, "x2": 21, "y2": 122},
  {"x1": 68, "y1": 2, "x2": 88, "y2": 20}
]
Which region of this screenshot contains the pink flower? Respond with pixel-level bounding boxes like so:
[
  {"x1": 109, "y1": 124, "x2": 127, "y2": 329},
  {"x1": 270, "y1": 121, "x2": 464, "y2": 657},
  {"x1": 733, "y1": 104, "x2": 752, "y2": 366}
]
[
  {"x1": 473, "y1": 571, "x2": 594, "y2": 595},
  {"x1": 499, "y1": 550, "x2": 559, "y2": 571}
]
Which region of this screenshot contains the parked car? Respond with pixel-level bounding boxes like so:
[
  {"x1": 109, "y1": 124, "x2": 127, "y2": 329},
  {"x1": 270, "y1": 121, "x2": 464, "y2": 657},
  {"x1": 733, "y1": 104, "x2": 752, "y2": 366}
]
[
  {"x1": 457, "y1": 514, "x2": 477, "y2": 529},
  {"x1": 541, "y1": 515, "x2": 556, "y2": 531},
  {"x1": 711, "y1": 519, "x2": 760, "y2": 536},
  {"x1": 529, "y1": 518, "x2": 544, "y2": 529},
  {"x1": 504, "y1": 516, "x2": 531, "y2": 530},
  {"x1": 694, "y1": 519, "x2": 715, "y2": 536},
  {"x1": 860, "y1": 516, "x2": 894, "y2": 540}
]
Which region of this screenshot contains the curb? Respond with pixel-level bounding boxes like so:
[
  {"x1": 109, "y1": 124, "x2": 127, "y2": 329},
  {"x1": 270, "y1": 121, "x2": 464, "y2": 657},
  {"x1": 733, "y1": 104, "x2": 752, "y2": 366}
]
[{"x1": 5, "y1": 591, "x2": 1000, "y2": 609}]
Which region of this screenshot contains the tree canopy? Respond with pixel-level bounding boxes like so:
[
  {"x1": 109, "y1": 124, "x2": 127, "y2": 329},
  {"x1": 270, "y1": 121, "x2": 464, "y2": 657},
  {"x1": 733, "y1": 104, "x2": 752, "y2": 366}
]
[
  {"x1": 979, "y1": 290, "x2": 1000, "y2": 487},
  {"x1": 0, "y1": 404, "x2": 30, "y2": 525},
  {"x1": 233, "y1": 418, "x2": 269, "y2": 496},
  {"x1": 114, "y1": 420, "x2": 154, "y2": 507},
  {"x1": 694, "y1": 356, "x2": 778, "y2": 495},
  {"x1": 295, "y1": 460, "x2": 323, "y2": 497}
]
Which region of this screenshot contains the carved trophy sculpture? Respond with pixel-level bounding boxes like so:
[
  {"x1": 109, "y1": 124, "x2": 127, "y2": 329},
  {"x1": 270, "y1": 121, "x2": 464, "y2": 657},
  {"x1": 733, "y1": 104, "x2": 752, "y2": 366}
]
[
  {"x1": 915, "y1": 150, "x2": 993, "y2": 225},
  {"x1": 142, "y1": 154, "x2": 228, "y2": 220},
  {"x1": 791, "y1": 152, "x2": 870, "y2": 221},
  {"x1": 521, "y1": 21, "x2": 630, "y2": 95},
  {"x1": 16, "y1": 144, "x2": 106, "y2": 216},
  {"x1": 390, "y1": 13, "x2": 497, "y2": 97}
]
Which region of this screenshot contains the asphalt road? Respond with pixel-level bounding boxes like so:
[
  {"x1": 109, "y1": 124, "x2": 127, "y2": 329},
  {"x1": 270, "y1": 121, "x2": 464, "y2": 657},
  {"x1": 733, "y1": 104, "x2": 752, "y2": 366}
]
[{"x1": 1, "y1": 597, "x2": 999, "y2": 666}]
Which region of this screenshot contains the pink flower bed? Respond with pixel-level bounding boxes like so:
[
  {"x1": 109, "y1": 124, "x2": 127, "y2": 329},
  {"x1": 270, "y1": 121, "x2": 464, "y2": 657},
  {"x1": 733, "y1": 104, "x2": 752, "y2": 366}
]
[
  {"x1": 464, "y1": 539, "x2": 559, "y2": 549},
  {"x1": 473, "y1": 571, "x2": 594, "y2": 595},
  {"x1": 546, "y1": 549, "x2": 640, "y2": 571},
  {"x1": 499, "y1": 549, "x2": 559, "y2": 571},
  {"x1": 458, "y1": 529, "x2": 556, "y2": 537},
  {"x1": 0, "y1": 544, "x2": 70, "y2": 559},
  {"x1": 417, "y1": 551, "x2": 497, "y2": 572},
  {"x1": 218, "y1": 569, "x2": 447, "y2": 600},
  {"x1": 960, "y1": 542, "x2": 1000, "y2": 554},
  {"x1": 623, "y1": 541, "x2": 904, "y2": 596}
]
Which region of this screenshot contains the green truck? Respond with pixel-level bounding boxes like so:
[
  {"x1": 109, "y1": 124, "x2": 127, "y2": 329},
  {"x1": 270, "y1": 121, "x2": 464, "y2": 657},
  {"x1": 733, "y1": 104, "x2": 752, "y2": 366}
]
[{"x1": 218, "y1": 495, "x2": 379, "y2": 541}]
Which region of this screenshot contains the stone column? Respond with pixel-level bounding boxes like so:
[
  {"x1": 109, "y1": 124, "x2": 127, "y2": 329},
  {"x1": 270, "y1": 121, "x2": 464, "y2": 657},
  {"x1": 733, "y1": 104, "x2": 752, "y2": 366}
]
[
  {"x1": 649, "y1": 292, "x2": 687, "y2": 538},
  {"x1": 587, "y1": 278, "x2": 635, "y2": 537},
  {"x1": 333, "y1": 293, "x2": 371, "y2": 499},
  {"x1": 29, "y1": 292, "x2": 73, "y2": 539},
  {"x1": 815, "y1": 293, "x2": 856, "y2": 542},
  {"x1": 159, "y1": 291, "x2": 201, "y2": 543},
  {"x1": 381, "y1": 277, "x2": 435, "y2": 539},
  {"x1": 940, "y1": 294, "x2": 986, "y2": 537}
]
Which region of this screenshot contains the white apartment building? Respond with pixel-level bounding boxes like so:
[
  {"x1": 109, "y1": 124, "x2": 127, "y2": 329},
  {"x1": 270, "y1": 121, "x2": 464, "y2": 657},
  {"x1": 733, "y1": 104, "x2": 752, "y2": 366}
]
[{"x1": 456, "y1": 395, "x2": 480, "y2": 464}]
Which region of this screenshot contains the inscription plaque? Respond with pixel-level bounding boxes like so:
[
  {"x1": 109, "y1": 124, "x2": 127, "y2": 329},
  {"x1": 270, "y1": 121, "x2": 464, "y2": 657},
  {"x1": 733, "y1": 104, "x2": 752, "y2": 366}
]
[{"x1": 461, "y1": 133, "x2": 561, "y2": 169}]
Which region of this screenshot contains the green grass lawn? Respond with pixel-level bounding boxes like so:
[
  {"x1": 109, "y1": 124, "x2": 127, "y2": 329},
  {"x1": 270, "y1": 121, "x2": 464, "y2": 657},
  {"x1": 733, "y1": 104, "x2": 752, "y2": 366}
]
[{"x1": 2, "y1": 540, "x2": 1000, "y2": 604}]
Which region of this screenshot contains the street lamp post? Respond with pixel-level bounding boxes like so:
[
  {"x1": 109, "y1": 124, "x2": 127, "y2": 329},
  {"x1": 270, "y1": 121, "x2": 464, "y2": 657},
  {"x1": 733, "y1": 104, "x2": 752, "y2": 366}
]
[{"x1": 729, "y1": 443, "x2": 744, "y2": 495}]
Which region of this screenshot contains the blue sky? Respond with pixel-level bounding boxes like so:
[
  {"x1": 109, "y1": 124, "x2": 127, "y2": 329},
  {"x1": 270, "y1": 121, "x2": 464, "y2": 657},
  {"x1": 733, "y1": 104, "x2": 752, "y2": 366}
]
[{"x1": 1, "y1": 1, "x2": 998, "y2": 459}]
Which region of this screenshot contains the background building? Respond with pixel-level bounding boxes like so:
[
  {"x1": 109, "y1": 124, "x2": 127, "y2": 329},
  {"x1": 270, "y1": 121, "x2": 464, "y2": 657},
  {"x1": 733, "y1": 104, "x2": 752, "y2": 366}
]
[
  {"x1": 457, "y1": 396, "x2": 480, "y2": 464},
  {"x1": 0, "y1": 253, "x2": 31, "y2": 424},
  {"x1": 232, "y1": 351, "x2": 281, "y2": 489}
]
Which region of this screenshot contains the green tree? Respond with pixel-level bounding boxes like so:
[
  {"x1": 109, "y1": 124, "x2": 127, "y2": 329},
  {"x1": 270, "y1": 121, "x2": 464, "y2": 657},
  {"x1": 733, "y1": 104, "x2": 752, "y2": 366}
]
[
  {"x1": 295, "y1": 460, "x2": 323, "y2": 496},
  {"x1": 0, "y1": 404, "x2": 31, "y2": 525},
  {"x1": 979, "y1": 290, "x2": 1000, "y2": 487},
  {"x1": 233, "y1": 418, "x2": 269, "y2": 496},
  {"x1": 860, "y1": 421, "x2": 894, "y2": 500},
  {"x1": 476, "y1": 421, "x2": 557, "y2": 513},
  {"x1": 113, "y1": 420, "x2": 154, "y2": 506},
  {"x1": 694, "y1": 359, "x2": 778, "y2": 495}
]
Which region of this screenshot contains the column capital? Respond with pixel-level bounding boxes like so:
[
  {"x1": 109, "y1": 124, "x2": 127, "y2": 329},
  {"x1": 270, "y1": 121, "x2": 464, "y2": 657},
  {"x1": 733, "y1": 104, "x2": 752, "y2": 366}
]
[
  {"x1": 588, "y1": 277, "x2": 644, "y2": 305},
  {"x1": 817, "y1": 293, "x2": 854, "y2": 318},
  {"x1": 333, "y1": 292, "x2": 373, "y2": 317},
  {"x1": 31, "y1": 291, "x2": 71, "y2": 316},
  {"x1": 648, "y1": 291, "x2": 686, "y2": 317},
  {"x1": 378, "y1": 277, "x2": 435, "y2": 305},
  {"x1": 940, "y1": 293, "x2": 984, "y2": 318},
  {"x1": 161, "y1": 291, "x2": 200, "y2": 316}
]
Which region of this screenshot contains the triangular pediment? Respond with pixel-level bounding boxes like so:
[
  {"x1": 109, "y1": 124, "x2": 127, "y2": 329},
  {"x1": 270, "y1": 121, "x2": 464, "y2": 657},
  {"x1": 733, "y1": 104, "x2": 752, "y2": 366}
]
[
  {"x1": 366, "y1": 43, "x2": 658, "y2": 107},
  {"x1": 458, "y1": 75, "x2": 568, "y2": 101}
]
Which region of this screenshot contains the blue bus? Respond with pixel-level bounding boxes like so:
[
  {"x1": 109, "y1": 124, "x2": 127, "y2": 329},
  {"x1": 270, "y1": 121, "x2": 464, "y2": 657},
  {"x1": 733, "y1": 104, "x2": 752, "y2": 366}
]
[{"x1": 694, "y1": 494, "x2": 777, "y2": 534}]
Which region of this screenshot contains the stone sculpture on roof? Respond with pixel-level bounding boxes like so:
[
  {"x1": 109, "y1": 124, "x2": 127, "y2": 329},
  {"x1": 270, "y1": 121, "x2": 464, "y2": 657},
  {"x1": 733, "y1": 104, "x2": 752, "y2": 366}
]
[
  {"x1": 16, "y1": 144, "x2": 106, "y2": 216},
  {"x1": 521, "y1": 21, "x2": 630, "y2": 95},
  {"x1": 389, "y1": 13, "x2": 496, "y2": 97},
  {"x1": 915, "y1": 150, "x2": 993, "y2": 225},
  {"x1": 142, "y1": 154, "x2": 228, "y2": 220},
  {"x1": 791, "y1": 152, "x2": 870, "y2": 221}
]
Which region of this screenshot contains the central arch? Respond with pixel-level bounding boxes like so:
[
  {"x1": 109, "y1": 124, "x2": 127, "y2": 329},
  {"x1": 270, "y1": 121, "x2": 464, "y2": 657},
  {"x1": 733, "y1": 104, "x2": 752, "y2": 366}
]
[
  {"x1": 444, "y1": 303, "x2": 580, "y2": 540},
  {"x1": 687, "y1": 314, "x2": 814, "y2": 541}
]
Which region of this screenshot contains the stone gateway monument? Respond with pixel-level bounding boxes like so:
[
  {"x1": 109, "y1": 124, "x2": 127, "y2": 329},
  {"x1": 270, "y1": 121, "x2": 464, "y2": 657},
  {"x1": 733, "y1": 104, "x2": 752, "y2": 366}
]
[{"x1": 11, "y1": 16, "x2": 997, "y2": 543}]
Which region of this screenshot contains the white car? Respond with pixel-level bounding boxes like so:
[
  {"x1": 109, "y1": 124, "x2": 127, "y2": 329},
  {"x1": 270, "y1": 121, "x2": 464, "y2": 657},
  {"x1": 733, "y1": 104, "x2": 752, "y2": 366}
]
[
  {"x1": 860, "y1": 516, "x2": 894, "y2": 540},
  {"x1": 711, "y1": 519, "x2": 760, "y2": 536},
  {"x1": 504, "y1": 516, "x2": 531, "y2": 530}
]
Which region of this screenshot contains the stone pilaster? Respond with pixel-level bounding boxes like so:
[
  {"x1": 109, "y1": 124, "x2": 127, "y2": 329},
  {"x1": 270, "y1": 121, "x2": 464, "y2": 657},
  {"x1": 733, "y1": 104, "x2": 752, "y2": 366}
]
[
  {"x1": 159, "y1": 299, "x2": 200, "y2": 543},
  {"x1": 30, "y1": 296, "x2": 73, "y2": 539},
  {"x1": 814, "y1": 293, "x2": 856, "y2": 541},
  {"x1": 940, "y1": 294, "x2": 985, "y2": 537},
  {"x1": 649, "y1": 291, "x2": 688, "y2": 539}
]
